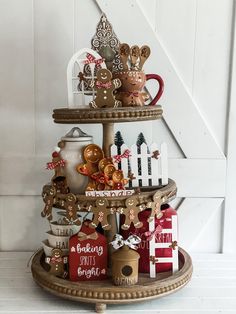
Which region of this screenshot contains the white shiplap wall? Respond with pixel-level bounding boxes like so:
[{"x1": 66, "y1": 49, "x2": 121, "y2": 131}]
[{"x1": 0, "y1": 0, "x2": 234, "y2": 252}]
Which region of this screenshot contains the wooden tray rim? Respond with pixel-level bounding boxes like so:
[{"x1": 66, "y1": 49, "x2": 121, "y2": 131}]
[
  {"x1": 53, "y1": 105, "x2": 163, "y2": 124},
  {"x1": 31, "y1": 247, "x2": 193, "y2": 305},
  {"x1": 44, "y1": 179, "x2": 177, "y2": 210}
]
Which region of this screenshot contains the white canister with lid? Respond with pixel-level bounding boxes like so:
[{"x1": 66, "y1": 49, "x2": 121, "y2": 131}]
[{"x1": 59, "y1": 127, "x2": 92, "y2": 194}]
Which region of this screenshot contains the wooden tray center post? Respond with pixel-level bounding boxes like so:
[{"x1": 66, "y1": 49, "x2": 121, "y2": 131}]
[{"x1": 102, "y1": 122, "x2": 117, "y2": 258}]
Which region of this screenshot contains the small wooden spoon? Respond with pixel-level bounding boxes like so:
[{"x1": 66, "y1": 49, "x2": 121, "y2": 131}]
[
  {"x1": 119, "y1": 43, "x2": 130, "y2": 71},
  {"x1": 139, "y1": 45, "x2": 151, "y2": 70},
  {"x1": 130, "y1": 45, "x2": 140, "y2": 70}
]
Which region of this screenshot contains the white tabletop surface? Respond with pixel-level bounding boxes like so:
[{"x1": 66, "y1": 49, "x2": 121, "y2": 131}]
[{"x1": 0, "y1": 252, "x2": 236, "y2": 313}]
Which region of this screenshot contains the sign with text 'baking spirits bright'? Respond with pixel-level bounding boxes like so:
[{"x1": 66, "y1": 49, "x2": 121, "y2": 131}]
[{"x1": 69, "y1": 224, "x2": 107, "y2": 281}]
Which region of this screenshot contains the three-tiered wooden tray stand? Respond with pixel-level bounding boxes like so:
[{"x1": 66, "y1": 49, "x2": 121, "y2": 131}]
[{"x1": 31, "y1": 105, "x2": 193, "y2": 313}]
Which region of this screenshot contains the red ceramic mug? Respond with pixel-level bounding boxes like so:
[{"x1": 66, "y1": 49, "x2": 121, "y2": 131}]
[
  {"x1": 145, "y1": 73, "x2": 164, "y2": 106},
  {"x1": 114, "y1": 70, "x2": 164, "y2": 106}
]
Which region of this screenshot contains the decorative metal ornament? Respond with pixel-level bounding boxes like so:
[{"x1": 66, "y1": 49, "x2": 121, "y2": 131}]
[{"x1": 91, "y1": 13, "x2": 122, "y2": 72}]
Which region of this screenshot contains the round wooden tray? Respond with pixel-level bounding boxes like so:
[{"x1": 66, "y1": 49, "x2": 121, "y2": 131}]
[
  {"x1": 53, "y1": 105, "x2": 163, "y2": 124},
  {"x1": 44, "y1": 179, "x2": 177, "y2": 210},
  {"x1": 31, "y1": 247, "x2": 192, "y2": 313}
]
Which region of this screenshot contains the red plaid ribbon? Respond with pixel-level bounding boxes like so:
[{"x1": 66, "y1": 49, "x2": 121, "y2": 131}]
[
  {"x1": 96, "y1": 81, "x2": 112, "y2": 89},
  {"x1": 50, "y1": 257, "x2": 63, "y2": 264},
  {"x1": 90, "y1": 172, "x2": 107, "y2": 184},
  {"x1": 125, "y1": 91, "x2": 139, "y2": 97},
  {"x1": 144, "y1": 225, "x2": 163, "y2": 241},
  {"x1": 46, "y1": 159, "x2": 66, "y2": 170},
  {"x1": 113, "y1": 149, "x2": 131, "y2": 163},
  {"x1": 84, "y1": 53, "x2": 104, "y2": 66}
]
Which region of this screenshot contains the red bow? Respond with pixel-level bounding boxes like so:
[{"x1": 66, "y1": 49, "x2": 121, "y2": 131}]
[
  {"x1": 84, "y1": 53, "x2": 104, "y2": 66},
  {"x1": 125, "y1": 91, "x2": 139, "y2": 97},
  {"x1": 96, "y1": 81, "x2": 112, "y2": 89},
  {"x1": 113, "y1": 149, "x2": 131, "y2": 163},
  {"x1": 90, "y1": 172, "x2": 108, "y2": 184},
  {"x1": 50, "y1": 257, "x2": 63, "y2": 264},
  {"x1": 144, "y1": 225, "x2": 163, "y2": 241},
  {"x1": 46, "y1": 159, "x2": 66, "y2": 170}
]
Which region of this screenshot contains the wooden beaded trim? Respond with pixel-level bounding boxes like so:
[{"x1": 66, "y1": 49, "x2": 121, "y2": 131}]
[
  {"x1": 31, "y1": 248, "x2": 193, "y2": 303},
  {"x1": 53, "y1": 106, "x2": 163, "y2": 124}
]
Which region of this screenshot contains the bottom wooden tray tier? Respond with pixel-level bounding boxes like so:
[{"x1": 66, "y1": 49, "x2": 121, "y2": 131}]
[{"x1": 31, "y1": 248, "x2": 193, "y2": 313}]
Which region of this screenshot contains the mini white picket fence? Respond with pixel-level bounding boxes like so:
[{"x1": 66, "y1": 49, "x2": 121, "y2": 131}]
[{"x1": 110, "y1": 142, "x2": 168, "y2": 188}]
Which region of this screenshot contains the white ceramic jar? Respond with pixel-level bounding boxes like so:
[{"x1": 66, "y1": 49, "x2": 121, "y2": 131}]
[{"x1": 60, "y1": 127, "x2": 92, "y2": 194}]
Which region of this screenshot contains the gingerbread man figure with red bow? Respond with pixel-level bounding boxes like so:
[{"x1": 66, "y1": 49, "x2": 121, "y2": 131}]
[
  {"x1": 45, "y1": 248, "x2": 68, "y2": 278},
  {"x1": 89, "y1": 69, "x2": 121, "y2": 108},
  {"x1": 147, "y1": 191, "x2": 163, "y2": 222}
]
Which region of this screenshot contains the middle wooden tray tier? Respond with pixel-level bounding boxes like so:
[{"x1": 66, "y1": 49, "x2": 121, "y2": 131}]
[
  {"x1": 43, "y1": 179, "x2": 176, "y2": 211},
  {"x1": 53, "y1": 105, "x2": 163, "y2": 124}
]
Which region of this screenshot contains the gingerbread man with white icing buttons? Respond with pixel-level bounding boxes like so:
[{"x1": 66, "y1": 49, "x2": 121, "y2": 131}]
[
  {"x1": 147, "y1": 191, "x2": 163, "y2": 222},
  {"x1": 89, "y1": 198, "x2": 111, "y2": 230},
  {"x1": 45, "y1": 248, "x2": 68, "y2": 278},
  {"x1": 41, "y1": 185, "x2": 56, "y2": 221},
  {"x1": 89, "y1": 69, "x2": 122, "y2": 108},
  {"x1": 63, "y1": 193, "x2": 81, "y2": 226},
  {"x1": 121, "y1": 196, "x2": 143, "y2": 230}
]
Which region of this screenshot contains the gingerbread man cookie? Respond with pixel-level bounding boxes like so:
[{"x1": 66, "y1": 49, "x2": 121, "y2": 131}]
[
  {"x1": 121, "y1": 196, "x2": 143, "y2": 230},
  {"x1": 103, "y1": 163, "x2": 116, "y2": 189},
  {"x1": 89, "y1": 69, "x2": 121, "y2": 108},
  {"x1": 77, "y1": 144, "x2": 104, "y2": 191},
  {"x1": 63, "y1": 193, "x2": 81, "y2": 226},
  {"x1": 89, "y1": 198, "x2": 111, "y2": 230},
  {"x1": 41, "y1": 186, "x2": 56, "y2": 221},
  {"x1": 112, "y1": 170, "x2": 129, "y2": 190},
  {"x1": 147, "y1": 191, "x2": 163, "y2": 222},
  {"x1": 45, "y1": 248, "x2": 68, "y2": 278}
]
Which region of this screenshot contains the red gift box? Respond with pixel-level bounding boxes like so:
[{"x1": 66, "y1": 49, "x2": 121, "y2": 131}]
[
  {"x1": 69, "y1": 224, "x2": 107, "y2": 281},
  {"x1": 120, "y1": 205, "x2": 177, "y2": 273}
]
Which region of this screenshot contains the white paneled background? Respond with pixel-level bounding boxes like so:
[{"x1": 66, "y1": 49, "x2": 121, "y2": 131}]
[{"x1": 0, "y1": 0, "x2": 235, "y2": 253}]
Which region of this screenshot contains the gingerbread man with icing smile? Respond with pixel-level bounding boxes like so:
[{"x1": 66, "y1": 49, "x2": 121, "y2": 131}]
[{"x1": 90, "y1": 69, "x2": 121, "y2": 108}]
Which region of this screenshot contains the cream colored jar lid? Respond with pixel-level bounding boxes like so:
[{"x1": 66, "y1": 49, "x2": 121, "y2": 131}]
[{"x1": 61, "y1": 127, "x2": 92, "y2": 142}]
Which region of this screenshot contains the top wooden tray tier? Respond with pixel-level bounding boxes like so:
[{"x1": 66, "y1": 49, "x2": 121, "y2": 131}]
[{"x1": 53, "y1": 106, "x2": 163, "y2": 124}]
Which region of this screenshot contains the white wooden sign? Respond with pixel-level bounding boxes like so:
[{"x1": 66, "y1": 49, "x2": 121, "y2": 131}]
[{"x1": 85, "y1": 190, "x2": 134, "y2": 197}]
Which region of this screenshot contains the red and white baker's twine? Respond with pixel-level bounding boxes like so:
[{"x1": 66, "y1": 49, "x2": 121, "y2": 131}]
[
  {"x1": 113, "y1": 149, "x2": 131, "y2": 163},
  {"x1": 46, "y1": 159, "x2": 66, "y2": 170}
]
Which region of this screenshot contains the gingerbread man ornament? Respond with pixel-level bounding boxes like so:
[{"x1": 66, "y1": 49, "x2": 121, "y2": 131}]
[
  {"x1": 89, "y1": 198, "x2": 111, "y2": 230},
  {"x1": 89, "y1": 69, "x2": 122, "y2": 108},
  {"x1": 121, "y1": 196, "x2": 143, "y2": 230},
  {"x1": 45, "y1": 248, "x2": 68, "y2": 278},
  {"x1": 77, "y1": 144, "x2": 104, "y2": 191},
  {"x1": 147, "y1": 191, "x2": 163, "y2": 222},
  {"x1": 41, "y1": 186, "x2": 56, "y2": 221},
  {"x1": 63, "y1": 193, "x2": 81, "y2": 226},
  {"x1": 112, "y1": 170, "x2": 129, "y2": 190}
]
